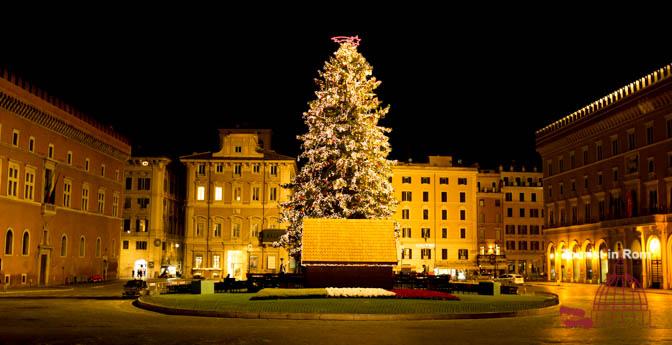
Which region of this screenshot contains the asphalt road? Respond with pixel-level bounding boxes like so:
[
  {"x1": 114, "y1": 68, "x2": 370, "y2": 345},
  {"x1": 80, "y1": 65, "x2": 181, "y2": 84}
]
[{"x1": 0, "y1": 281, "x2": 671, "y2": 345}]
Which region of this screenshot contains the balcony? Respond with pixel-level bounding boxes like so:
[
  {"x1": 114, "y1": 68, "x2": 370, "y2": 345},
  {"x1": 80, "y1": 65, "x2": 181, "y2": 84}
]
[
  {"x1": 545, "y1": 206, "x2": 671, "y2": 229},
  {"x1": 41, "y1": 203, "x2": 56, "y2": 215}
]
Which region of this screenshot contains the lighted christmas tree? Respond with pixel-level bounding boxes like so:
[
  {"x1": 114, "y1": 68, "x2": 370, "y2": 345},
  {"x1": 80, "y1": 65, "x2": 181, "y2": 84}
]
[{"x1": 277, "y1": 36, "x2": 397, "y2": 258}]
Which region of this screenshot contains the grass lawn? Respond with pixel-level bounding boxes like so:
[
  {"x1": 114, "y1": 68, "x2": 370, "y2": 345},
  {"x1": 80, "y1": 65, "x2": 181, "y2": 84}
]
[{"x1": 143, "y1": 293, "x2": 557, "y2": 314}]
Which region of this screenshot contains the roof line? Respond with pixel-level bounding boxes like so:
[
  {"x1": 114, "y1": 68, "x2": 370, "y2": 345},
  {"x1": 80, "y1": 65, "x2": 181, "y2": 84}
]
[{"x1": 536, "y1": 63, "x2": 672, "y2": 138}]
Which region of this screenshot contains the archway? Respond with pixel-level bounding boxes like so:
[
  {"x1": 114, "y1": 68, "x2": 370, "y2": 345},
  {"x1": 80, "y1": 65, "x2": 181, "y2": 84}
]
[
  {"x1": 134, "y1": 259, "x2": 147, "y2": 279},
  {"x1": 631, "y1": 239, "x2": 643, "y2": 283},
  {"x1": 558, "y1": 242, "x2": 567, "y2": 282},
  {"x1": 647, "y1": 236, "x2": 662, "y2": 288},
  {"x1": 572, "y1": 243, "x2": 581, "y2": 282},
  {"x1": 598, "y1": 242, "x2": 609, "y2": 284},
  {"x1": 584, "y1": 242, "x2": 594, "y2": 283},
  {"x1": 547, "y1": 243, "x2": 556, "y2": 281}
]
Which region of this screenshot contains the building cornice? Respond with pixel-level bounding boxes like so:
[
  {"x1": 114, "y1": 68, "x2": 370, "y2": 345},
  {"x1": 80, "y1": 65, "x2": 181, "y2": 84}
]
[
  {"x1": 0, "y1": 90, "x2": 130, "y2": 161},
  {"x1": 536, "y1": 64, "x2": 672, "y2": 139}
]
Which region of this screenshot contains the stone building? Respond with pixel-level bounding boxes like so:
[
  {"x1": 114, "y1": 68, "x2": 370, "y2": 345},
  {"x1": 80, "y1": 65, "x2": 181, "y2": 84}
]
[
  {"x1": 537, "y1": 64, "x2": 672, "y2": 288},
  {"x1": 180, "y1": 129, "x2": 295, "y2": 280},
  {"x1": 0, "y1": 70, "x2": 130, "y2": 287},
  {"x1": 392, "y1": 156, "x2": 479, "y2": 279},
  {"x1": 119, "y1": 157, "x2": 184, "y2": 279}
]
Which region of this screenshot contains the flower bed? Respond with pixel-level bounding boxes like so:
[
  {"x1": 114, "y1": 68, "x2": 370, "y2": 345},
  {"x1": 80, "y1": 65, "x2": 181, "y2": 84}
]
[
  {"x1": 391, "y1": 289, "x2": 460, "y2": 301},
  {"x1": 325, "y1": 287, "x2": 396, "y2": 298},
  {"x1": 250, "y1": 288, "x2": 328, "y2": 300}
]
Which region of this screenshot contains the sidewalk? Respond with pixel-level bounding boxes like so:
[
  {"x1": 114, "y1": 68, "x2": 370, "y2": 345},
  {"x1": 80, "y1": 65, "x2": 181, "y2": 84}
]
[{"x1": 527, "y1": 281, "x2": 672, "y2": 295}]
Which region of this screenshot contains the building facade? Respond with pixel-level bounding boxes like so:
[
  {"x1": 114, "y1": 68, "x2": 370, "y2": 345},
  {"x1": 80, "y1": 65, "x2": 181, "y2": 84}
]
[
  {"x1": 392, "y1": 156, "x2": 479, "y2": 280},
  {"x1": 180, "y1": 129, "x2": 295, "y2": 280},
  {"x1": 537, "y1": 64, "x2": 672, "y2": 288},
  {"x1": 0, "y1": 71, "x2": 130, "y2": 287},
  {"x1": 120, "y1": 157, "x2": 184, "y2": 279},
  {"x1": 476, "y1": 168, "x2": 544, "y2": 277}
]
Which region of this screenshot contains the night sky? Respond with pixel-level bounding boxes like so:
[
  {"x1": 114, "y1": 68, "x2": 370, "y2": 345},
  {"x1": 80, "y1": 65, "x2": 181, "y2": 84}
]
[{"x1": 1, "y1": 14, "x2": 670, "y2": 170}]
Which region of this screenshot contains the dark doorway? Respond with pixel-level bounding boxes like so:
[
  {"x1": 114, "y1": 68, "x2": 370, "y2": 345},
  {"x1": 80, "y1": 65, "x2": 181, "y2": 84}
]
[
  {"x1": 39, "y1": 254, "x2": 47, "y2": 286},
  {"x1": 651, "y1": 259, "x2": 662, "y2": 288}
]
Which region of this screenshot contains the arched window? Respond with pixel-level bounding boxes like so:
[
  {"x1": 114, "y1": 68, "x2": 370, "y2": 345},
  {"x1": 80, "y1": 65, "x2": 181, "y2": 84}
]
[
  {"x1": 79, "y1": 236, "x2": 85, "y2": 257},
  {"x1": 60, "y1": 235, "x2": 67, "y2": 257},
  {"x1": 95, "y1": 238, "x2": 101, "y2": 257},
  {"x1": 5, "y1": 229, "x2": 13, "y2": 255},
  {"x1": 22, "y1": 231, "x2": 29, "y2": 256}
]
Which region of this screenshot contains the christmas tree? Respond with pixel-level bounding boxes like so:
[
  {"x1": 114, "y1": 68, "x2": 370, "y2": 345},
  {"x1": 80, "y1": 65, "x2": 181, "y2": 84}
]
[{"x1": 277, "y1": 36, "x2": 397, "y2": 258}]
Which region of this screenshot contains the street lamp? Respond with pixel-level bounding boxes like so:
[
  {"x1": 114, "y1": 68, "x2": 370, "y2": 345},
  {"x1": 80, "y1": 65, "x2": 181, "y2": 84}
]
[{"x1": 247, "y1": 243, "x2": 253, "y2": 278}]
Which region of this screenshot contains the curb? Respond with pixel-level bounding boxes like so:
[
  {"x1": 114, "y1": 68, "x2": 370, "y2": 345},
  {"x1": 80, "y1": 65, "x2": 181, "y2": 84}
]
[{"x1": 134, "y1": 297, "x2": 560, "y2": 321}]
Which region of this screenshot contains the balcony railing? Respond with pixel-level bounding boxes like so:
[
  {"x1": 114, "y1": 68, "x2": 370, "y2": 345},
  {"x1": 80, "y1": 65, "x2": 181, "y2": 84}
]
[{"x1": 545, "y1": 206, "x2": 671, "y2": 229}]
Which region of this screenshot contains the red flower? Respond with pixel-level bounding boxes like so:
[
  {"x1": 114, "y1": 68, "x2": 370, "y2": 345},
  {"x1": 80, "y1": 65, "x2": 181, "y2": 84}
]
[{"x1": 391, "y1": 289, "x2": 460, "y2": 301}]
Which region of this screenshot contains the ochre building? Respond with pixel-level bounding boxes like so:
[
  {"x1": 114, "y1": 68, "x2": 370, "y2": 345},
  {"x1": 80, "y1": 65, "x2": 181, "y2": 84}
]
[
  {"x1": 119, "y1": 157, "x2": 184, "y2": 279},
  {"x1": 180, "y1": 129, "x2": 295, "y2": 280},
  {"x1": 476, "y1": 167, "x2": 544, "y2": 277},
  {"x1": 537, "y1": 64, "x2": 672, "y2": 288},
  {"x1": 0, "y1": 71, "x2": 130, "y2": 287},
  {"x1": 392, "y1": 156, "x2": 479, "y2": 279}
]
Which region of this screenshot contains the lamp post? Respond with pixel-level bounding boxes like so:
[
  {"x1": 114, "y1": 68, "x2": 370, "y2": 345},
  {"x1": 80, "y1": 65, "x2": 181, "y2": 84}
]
[{"x1": 247, "y1": 243, "x2": 253, "y2": 279}]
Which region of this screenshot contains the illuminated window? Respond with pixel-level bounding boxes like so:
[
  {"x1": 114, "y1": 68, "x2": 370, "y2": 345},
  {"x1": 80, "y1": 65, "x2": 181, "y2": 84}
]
[
  {"x1": 232, "y1": 223, "x2": 241, "y2": 238},
  {"x1": 194, "y1": 255, "x2": 203, "y2": 268},
  {"x1": 97, "y1": 190, "x2": 105, "y2": 214},
  {"x1": 197, "y1": 186, "x2": 205, "y2": 200},
  {"x1": 24, "y1": 168, "x2": 34, "y2": 201},
  {"x1": 63, "y1": 180, "x2": 72, "y2": 207},
  {"x1": 234, "y1": 187, "x2": 242, "y2": 202},
  {"x1": 81, "y1": 185, "x2": 89, "y2": 211},
  {"x1": 7, "y1": 163, "x2": 19, "y2": 198},
  {"x1": 215, "y1": 186, "x2": 223, "y2": 201},
  {"x1": 112, "y1": 193, "x2": 119, "y2": 217},
  {"x1": 213, "y1": 255, "x2": 221, "y2": 269}
]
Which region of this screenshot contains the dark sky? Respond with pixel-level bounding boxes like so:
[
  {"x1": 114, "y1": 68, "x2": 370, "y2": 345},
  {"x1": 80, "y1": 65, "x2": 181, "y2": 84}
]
[{"x1": 1, "y1": 12, "x2": 670, "y2": 170}]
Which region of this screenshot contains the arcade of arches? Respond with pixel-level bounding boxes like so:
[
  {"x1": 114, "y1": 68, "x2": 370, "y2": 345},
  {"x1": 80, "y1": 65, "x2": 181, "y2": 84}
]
[{"x1": 545, "y1": 222, "x2": 669, "y2": 289}]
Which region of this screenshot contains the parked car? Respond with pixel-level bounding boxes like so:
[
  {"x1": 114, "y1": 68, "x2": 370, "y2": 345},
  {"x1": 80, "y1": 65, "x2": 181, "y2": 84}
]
[
  {"x1": 497, "y1": 274, "x2": 525, "y2": 285},
  {"x1": 90, "y1": 274, "x2": 103, "y2": 283},
  {"x1": 122, "y1": 279, "x2": 149, "y2": 298},
  {"x1": 475, "y1": 273, "x2": 494, "y2": 281}
]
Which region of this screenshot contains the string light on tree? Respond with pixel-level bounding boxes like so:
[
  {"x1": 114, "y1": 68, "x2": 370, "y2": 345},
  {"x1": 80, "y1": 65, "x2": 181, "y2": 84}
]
[{"x1": 276, "y1": 36, "x2": 397, "y2": 258}]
